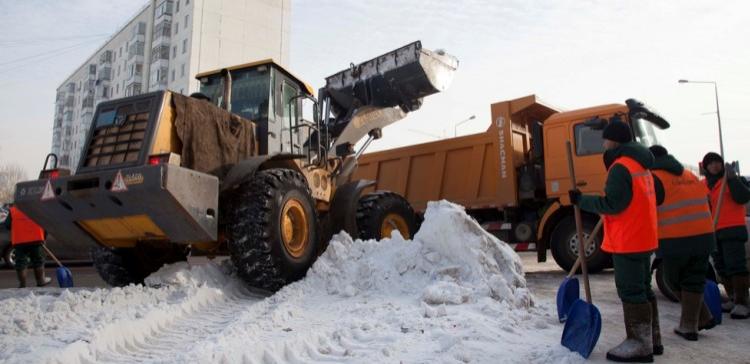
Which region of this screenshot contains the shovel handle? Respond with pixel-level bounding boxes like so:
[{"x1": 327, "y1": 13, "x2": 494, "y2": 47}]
[
  {"x1": 566, "y1": 218, "x2": 604, "y2": 279},
  {"x1": 41, "y1": 243, "x2": 64, "y2": 268},
  {"x1": 566, "y1": 141, "x2": 592, "y2": 303}
]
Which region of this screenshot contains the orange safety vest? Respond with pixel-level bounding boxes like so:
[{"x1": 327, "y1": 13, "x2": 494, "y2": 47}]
[
  {"x1": 652, "y1": 169, "x2": 713, "y2": 239},
  {"x1": 10, "y1": 206, "x2": 45, "y2": 246},
  {"x1": 601, "y1": 156, "x2": 658, "y2": 254},
  {"x1": 705, "y1": 178, "x2": 747, "y2": 230}
]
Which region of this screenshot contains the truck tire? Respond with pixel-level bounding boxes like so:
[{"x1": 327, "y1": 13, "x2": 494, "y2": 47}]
[
  {"x1": 356, "y1": 191, "x2": 417, "y2": 240},
  {"x1": 3, "y1": 245, "x2": 15, "y2": 269},
  {"x1": 550, "y1": 215, "x2": 609, "y2": 274},
  {"x1": 224, "y1": 168, "x2": 318, "y2": 292},
  {"x1": 91, "y1": 244, "x2": 188, "y2": 287}
]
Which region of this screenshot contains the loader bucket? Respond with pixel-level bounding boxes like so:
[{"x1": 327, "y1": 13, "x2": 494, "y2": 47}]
[{"x1": 324, "y1": 41, "x2": 458, "y2": 152}]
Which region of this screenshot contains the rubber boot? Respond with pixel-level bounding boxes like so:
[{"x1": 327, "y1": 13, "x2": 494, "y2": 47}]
[
  {"x1": 648, "y1": 298, "x2": 663, "y2": 355},
  {"x1": 698, "y1": 300, "x2": 716, "y2": 331},
  {"x1": 721, "y1": 277, "x2": 735, "y2": 313},
  {"x1": 16, "y1": 269, "x2": 27, "y2": 288},
  {"x1": 34, "y1": 267, "x2": 52, "y2": 287},
  {"x1": 674, "y1": 291, "x2": 702, "y2": 341},
  {"x1": 730, "y1": 275, "x2": 749, "y2": 319},
  {"x1": 606, "y1": 302, "x2": 654, "y2": 363}
]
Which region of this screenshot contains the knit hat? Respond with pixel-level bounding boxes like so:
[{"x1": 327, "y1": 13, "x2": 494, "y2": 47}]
[
  {"x1": 702, "y1": 152, "x2": 723, "y2": 169},
  {"x1": 649, "y1": 145, "x2": 668, "y2": 158},
  {"x1": 602, "y1": 121, "x2": 632, "y2": 143}
]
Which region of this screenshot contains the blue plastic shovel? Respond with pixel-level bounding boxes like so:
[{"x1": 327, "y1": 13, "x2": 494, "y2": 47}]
[
  {"x1": 557, "y1": 218, "x2": 603, "y2": 323},
  {"x1": 42, "y1": 244, "x2": 74, "y2": 288},
  {"x1": 560, "y1": 141, "x2": 601, "y2": 358},
  {"x1": 704, "y1": 279, "x2": 722, "y2": 326}
]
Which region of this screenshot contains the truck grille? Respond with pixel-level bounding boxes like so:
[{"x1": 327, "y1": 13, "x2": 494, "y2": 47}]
[{"x1": 83, "y1": 112, "x2": 149, "y2": 167}]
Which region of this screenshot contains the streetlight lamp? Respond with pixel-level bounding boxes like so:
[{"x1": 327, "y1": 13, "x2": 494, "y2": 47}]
[
  {"x1": 678, "y1": 79, "x2": 724, "y2": 157},
  {"x1": 454, "y1": 115, "x2": 476, "y2": 137}
]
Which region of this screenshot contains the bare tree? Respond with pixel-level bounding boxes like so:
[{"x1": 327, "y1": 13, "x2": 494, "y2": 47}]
[{"x1": 0, "y1": 163, "x2": 28, "y2": 204}]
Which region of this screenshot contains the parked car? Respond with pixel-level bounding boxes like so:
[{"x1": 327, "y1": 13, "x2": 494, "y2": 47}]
[{"x1": 0, "y1": 207, "x2": 92, "y2": 268}]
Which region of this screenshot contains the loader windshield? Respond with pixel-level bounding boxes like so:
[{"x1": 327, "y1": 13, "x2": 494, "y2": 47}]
[{"x1": 199, "y1": 67, "x2": 271, "y2": 122}]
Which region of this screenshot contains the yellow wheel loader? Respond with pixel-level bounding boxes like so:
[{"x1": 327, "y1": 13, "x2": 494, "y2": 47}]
[{"x1": 15, "y1": 41, "x2": 458, "y2": 290}]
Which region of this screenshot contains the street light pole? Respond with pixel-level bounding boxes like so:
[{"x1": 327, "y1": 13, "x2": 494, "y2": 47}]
[
  {"x1": 454, "y1": 115, "x2": 476, "y2": 137},
  {"x1": 678, "y1": 79, "x2": 724, "y2": 157}
]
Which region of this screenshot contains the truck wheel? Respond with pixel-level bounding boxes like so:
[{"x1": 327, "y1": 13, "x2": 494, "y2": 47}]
[
  {"x1": 91, "y1": 244, "x2": 188, "y2": 287},
  {"x1": 3, "y1": 245, "x2": 15, "y2": 268},
  {"x1": 356, "y1": 191, "x2": 417, "y2": 240},
  {"x1": 225, "y1": 168, "x2": 318, "y2": 292},
  {"x1": 550, "y1": 216, "x2": 609, "y2": 274}
]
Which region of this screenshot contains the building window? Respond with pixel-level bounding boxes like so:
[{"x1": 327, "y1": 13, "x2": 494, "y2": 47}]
[
  {"x1": 176, "y1": 0, "x2": 180, "y2": 12},
  {"x1": 182, "y1": 39, "x2": 187, "y2": 54},
  {"x1": 185, "y1": 14, "x2": 189, "y2": 26},
  {"x1": 175, "y1": 22, "x2": 179, "y2": 35},
  {"x1": 173, "y1": 45, "x2": 177, "y2": 58},
  {"x1": 171, "y1": 69, "x2": 175, "y2": 81},
  {"x1": 151, "y1": 45, "x2": 170, "y2": 63},
  {"x1": 116, "y1": 84, "x2": 119, "y2": 94},
  {"x1": 119, "y1": 47, "x2": 122, "y2": 57},
  {"x1": 186, "y1": 0, "x2": 189, "y2": 5},
  {"x1": 181, "y1": 63, "x2": 185, "y2": 77}
]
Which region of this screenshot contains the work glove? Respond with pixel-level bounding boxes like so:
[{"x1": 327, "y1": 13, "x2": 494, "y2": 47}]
[
  {"x1": 725, "y1": 163, "x2": 737, "y2": 179},
  {"x1": 568, "y1": 189, "x2": 582, "y2": 205}
]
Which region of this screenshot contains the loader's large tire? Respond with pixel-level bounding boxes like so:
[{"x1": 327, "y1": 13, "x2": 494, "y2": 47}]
[
  {"x1": 91, "y1": 247, "x2": 140, "y2": 287},
  {"x1": 356, "y1": 191, "x2": 417, "y2": 240},
  {"x1": 91, "y1": 244, "x2": 188, "y2": 287},
  {"x1": 224, "y1": 168, "x2": 318, "y2": 292},
  {"x1": 550, "y1": 215, "x2": 609, "y2": 274}
]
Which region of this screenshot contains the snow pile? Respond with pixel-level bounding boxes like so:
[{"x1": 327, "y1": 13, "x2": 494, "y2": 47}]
[
  {"x1": 303, "y1": 200, "x2": 532, "y2": 308},
  {"x1": 0, "y1": 200, "x2": 582, "y2": 364}
]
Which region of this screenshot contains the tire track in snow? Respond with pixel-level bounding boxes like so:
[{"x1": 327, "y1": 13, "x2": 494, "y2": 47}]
[{"x1": 93, "y1": 284, "x2": 264, "y2": 363}]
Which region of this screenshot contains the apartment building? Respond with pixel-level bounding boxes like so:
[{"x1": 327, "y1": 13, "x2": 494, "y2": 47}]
[{"x1": 52, "y1": 0, "x2": 291, "y2": 170}]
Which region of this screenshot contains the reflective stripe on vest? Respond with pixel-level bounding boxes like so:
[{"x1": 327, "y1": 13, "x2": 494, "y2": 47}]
[
  {"x1": 10, "y1": 206, "x2": 45, "y2": 246},
  {"x1": 652, "y1": 169, "x2": 714, "y2": 239},
  {"x1": 601, "y1": 156, "x2": 658, "y2": 254},
  {"x1": 705, "y1": 178, "x2": 747, "y2": 230}
]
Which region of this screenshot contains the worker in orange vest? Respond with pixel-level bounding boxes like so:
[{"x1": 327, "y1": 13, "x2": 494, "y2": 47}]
[
  {"x1": 649, "y1": 145, "x2": 716, "y2": 340},
  {"x1": 4, "y1": 205, "x2": 51, "y2": 288},
  {"x1": 702, "y1": 152, "x2": 750, "y2": 319},
  {"x1": 570, "y1": 121, "x2": 659, "y2": 362}
]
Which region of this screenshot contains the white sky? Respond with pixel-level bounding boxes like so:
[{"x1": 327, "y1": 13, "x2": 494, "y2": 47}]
[{"x1": 1, "y1": 0, "x2": 749, "y2": 178}]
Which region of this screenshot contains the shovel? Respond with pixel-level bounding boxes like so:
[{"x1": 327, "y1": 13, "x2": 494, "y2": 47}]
[
  {"x1": 703, "y1": 169, "x2": 730, "y2": 325},
  {"x1": 557, "y1": 218, "x2": 603, "y2": 323},
  {"x1": 560, "y1": 141, "x2": 602, "y2": 358},
  {"x1": 41, "y1": 244, "x2": 74, "y2": 288}
]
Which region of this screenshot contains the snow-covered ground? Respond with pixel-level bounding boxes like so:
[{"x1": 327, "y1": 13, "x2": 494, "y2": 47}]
[{"x1": 0, "y1": 201, "x2": 583, "y2": 364}]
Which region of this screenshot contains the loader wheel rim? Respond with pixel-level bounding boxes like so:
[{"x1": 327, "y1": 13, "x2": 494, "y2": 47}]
[
  {"x1": 281, "y1": 198, "x2": 309, "y2": 258},
  {"x1": 381, "y1": 213, "x2": 409, "y2": 239}
]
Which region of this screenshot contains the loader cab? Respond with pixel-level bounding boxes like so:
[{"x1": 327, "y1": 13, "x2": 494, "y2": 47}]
[{"x1": 196, "y1": 60, "x2": 316, "y2": 156}]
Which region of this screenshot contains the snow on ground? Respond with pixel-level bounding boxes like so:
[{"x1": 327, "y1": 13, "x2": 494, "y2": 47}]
[{"x1": 0, "y1": 201, "x2": 583, "y2": 364}]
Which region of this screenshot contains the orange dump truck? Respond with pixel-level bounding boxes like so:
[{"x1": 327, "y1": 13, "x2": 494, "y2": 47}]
[{"x1": 352, "y1": 94, "x2": 669, "y2": 272}]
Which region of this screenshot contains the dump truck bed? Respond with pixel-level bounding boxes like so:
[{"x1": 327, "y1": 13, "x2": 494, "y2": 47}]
[{"x1": 352, "y1": 95, "x2": 559, "y2": 213}]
